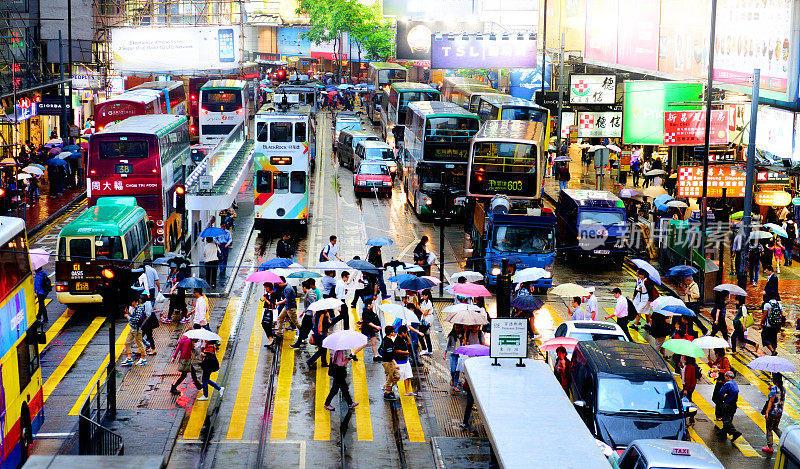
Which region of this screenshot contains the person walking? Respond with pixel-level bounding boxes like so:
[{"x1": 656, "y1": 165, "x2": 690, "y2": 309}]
[
  {"x1": 217, "y1": 223, "x2": 232, "y2": 282},
  {"x1": 761, "y1": 298, "x2": 783, "y2": 356},
  {"x1": 394, "y1": 325, "x2": 414, "y2": 396},
  {"x1": 762, "y1": 373, "x2": 786, "y2": 453},
  {"x1": 556, "y1": 161, "x2": 570, "y2": 193},
  {"x1": 320, "y1": 235, "x2": 342, "y2": 262},
  {"x1": 783, "y1": 215, "x2": 798, "y2": 266},
  {"x1": 553, "y1": 346, "x2": 572, "y2": 393},
  {"x1": 367, "y1": 245, "x2": 387, "y2": 299},
  {"x1": 380, "y1": 325, "x2": 400, "y2": 400},
  {"x1": 682, "y1": 356, "x2": 699, "y2": 425},
  {"x1": 170, "y1": 335, "x2": 201, "y2": 395},
  {"x1": 331, "y1": 271, "x2": 350, "y2": 330},
  {"x1": 770, "y1": 238, "x2": 785, "y2": 274},
  {"x1": 717, "y1": 371, "x2": 742, "y2": 442},
  {"x1": 460, "y1": 380, "x2": 476, "y2": 431},
  {"x1": 306, "y1": 309, "x2": 331, "y2": 368},
  {"x1": 275, "y1": 277, "x2": 299, "y2": 334},
  {"x1": 709, "y1": 348, "x2": 731, "y2": 420},
  {"x1": 413, "y1": 236, "x2": 429, "y2": 271},
  {"x1": 680, "y1": 275, "x2": 708, "y2": 335},
  {"x1": 192, "y1": 289, "x2": 210, "y2": 330},
  {"x1": 631, "y1": 270, "x2": 652, "y2": 328},
  {"x1": 583, "y1": 287, "x2": 598, "y2": 321},
  {"x1": 444, "y1": 324, "x2": 464, "y2": 393},
  {"x1": 142, "y1": 259, "x2": 161, "y2": 308},
  {"x1": 358, "y1": 298, "x2": 382, "y2": 360},
  {"x1": 708, "y1": 292, "x2": 730, "y2": 341},
  {"x1": 749, "y1": 241, "x2": 763, "y2": 286},
  {"x1": 167, "y1": 264, "x2": 188, "y2": 324},
  {"x1": 203, "y1": 237, "x2": 220, "y2": 288},
  {"x1": 276, "y1": 233, "x2": 296, "y2": 259},
  {"x1": 197, "y1": 343, "x2": 224, "y2": 401},
  {"x1": 140, "y1": 293, "x2": 159, "y2": 356},
  {"x1": 321, "y1": 271, "x2": 337, "y2": 298},
  {"x1": 763, "y1": 265, "x2": 780, "y2": 303},
  {"x1": 607, "y1": 288, "x2": 633, "y2": 341},
  {"x1": 292, "y1": 279, "x2": 317, "y2": 349},
  {"x1": 324, "y1": 349, "x2": 359, "y2": 411},
  {"x1": 418, "y1": 290, "x2": 434, "y2": 355},
  {"x1": 631, "y1": 156, "x2": 641, "y2": 187},
  {"x1": 121, "y1": 297, "x2": 147, "y2": 366},
  {"x1": 642, "y1": 158, "x2": 652, "y2": 188},
  {"x1": 262, "y1": 283, "x2": 277, "y2": 352},
  {"x1": 571, "y1": 296, "x2": 590, "y2": 321},
  {"x1": 33, "y1": 266, "x2": 51, "y2": 323},
  {"x1": 731, "y1": 296, "x2": 758, "y2": 353}
]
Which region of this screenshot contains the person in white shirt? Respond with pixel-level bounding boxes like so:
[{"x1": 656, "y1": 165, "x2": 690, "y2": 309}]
[
  {"x1": 192, "y1": 289, "x2": 209, "y2": 329},
  {"x1": 203, "y1": 237, "x2": 220, "y2": 288},
  {"x1": 320, "y1": 235, "x2": 342, "y2": 262},
  {"x1": 583, "y1": 287, "x2": 598, "y2": 321},
  {"x1": 142, "y1": 259, "x2": 161, "y2": 307},
  {"x1": 331, "y1": 271, "x2": 350, "y2": 329},
  {"x1": 571, "y1": 296, "x2": 590, "y2": 321},
  {"x1": 605, "y1": 288, "x2": 633, "y2": 341}
]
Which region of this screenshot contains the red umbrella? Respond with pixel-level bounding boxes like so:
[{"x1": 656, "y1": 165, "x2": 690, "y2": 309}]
[
  {"x1": 452, "y1": 282, "x2": 492, "y2": 297},
  {"x1": 80, "y1": 142, "x2": 89, "y2": 150},
  {"x1": 539, "y1": 337, "x2": 579, "y2": 352}
]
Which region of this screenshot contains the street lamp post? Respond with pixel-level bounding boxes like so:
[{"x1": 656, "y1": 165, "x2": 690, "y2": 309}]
[
  {"x1": 541, "y1": 0, "x2": 547, "y2": 97},
  {"x1": 739, "y1": 70, "x2": 760, "y2": 287}
]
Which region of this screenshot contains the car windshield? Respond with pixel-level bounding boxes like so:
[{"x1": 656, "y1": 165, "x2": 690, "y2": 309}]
[
  {"x1": 569, "y1": 332, "x2": 625, "y2": 342},
  {"x1": 579, "y1": 210, "x2": 625, "y2": 226},
  {"x1": 492, "y1": 226, "x2": 554, "y2": 254},
  {"x1": 598, "y1": 378, "x2": 681, "y2": 415},
  {"x1": 365, "y1": 148, "x2": 394, "y2": 160},
  {"x1": 336, "y1": 120, "x2": 362, "y2": 133},
  {"x1": 501, "y1": 107, "x2": 548, "y2": 122},
  {"x1": 360, "y1": 164, "x2": 389, "y2": 176}
]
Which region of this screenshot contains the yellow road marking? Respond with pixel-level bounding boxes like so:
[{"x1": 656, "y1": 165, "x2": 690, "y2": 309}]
[
  {"x1": 270, "y1": 327, "x2": 295, "y2": 440},
  {"x1": 349, "y1": 308, "x2": 373, "y2": 441},
  {"x1": 696, "y1": 360, "x2": 766, "y2": 433},
  {"x1": 43, "y1": 316, "x2": 105, "y2": 402},
  {"x1": 30, "y1": 198, "x2": 87, "y2": 244},
  {"x1": 398, "y1": 392, "x2": 425, "y2": 442},
  {"x1": 44, "y1": 305, "x2": 73, "y2": 348},
  {"x1": 727, "y1": 354, "x2": 800, "y2": 424},
  {"x1": 313, "y1": 355, "x2": 330, "y2": 441},
  {"x1": 691, "y1": 386, "x2": 761, "y2": 457},
  {"x1": 182, "y1": 297, "x2": 239, "y2": 439},
  {"x1": 69, "y1": 324, "x2": 130, "y2": 416},
  {"x1": 226, "y1": 301, "x2": 264, "y2": 440}
]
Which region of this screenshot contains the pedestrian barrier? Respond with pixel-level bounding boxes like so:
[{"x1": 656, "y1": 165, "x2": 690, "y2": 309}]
[{"x1": 77, "y1": 376, "x2": 124, "y2": 456}]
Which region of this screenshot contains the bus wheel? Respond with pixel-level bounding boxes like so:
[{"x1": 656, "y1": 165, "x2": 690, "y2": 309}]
[{"x1": 20, "y1": 402, "x2": 32, "y2": 460}]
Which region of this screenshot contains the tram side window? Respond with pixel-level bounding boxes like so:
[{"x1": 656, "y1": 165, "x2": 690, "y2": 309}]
[
  {"x1": 256, "y1": 122, "x2": 269, "y2": 142},
  {"x1": 274, "y1": 172, "x2": 289, "y2": 194},
  {"x1": 270, "y1": 122, "x2": 292, "y2": 142},
  {"x1": 96, "y1": 236, "x2": 124, "y2": 260},
  {"x1": 295, "y1": 122, "x2": 306, "y2": 142},
  {"x1": 0, "y1": 234, "x2": 31, "y2": 298},
  {"x1": 256, "y1": 170, "x2": 272, "y2": 193},
  {"x1": 290, "y1": 171, "x2": 306, "y2": 193},
  {"x1": 69, "y1": 239, "x2": 91, "y2": 262},
  {"x1": 17, "y1": 333, "x2": 39, "y2": 392}
]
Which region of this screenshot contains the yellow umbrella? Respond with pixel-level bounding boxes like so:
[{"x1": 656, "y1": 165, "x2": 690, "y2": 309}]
[
  {"x1": 643, "y1": 186, "x2": 667, "y2": 198},
  {"x1": 551, "y1": 283, "x2": 589, "y2": 297}
]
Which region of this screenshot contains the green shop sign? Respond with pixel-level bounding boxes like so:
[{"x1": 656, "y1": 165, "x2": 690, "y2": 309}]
[{"x1": 623, "y1": 81, "x2": 703, "y2": 145}]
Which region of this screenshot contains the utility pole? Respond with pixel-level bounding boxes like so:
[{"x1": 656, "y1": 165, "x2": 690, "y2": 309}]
[
  {"x1": 540, "y1": 0, "x2": 547, "y2": 97},
  {"x1": 438, "y1": 170, "x2": 446, "y2": 296},
  {"x1": 58, "y1": 31, "x2": 67, "y2": 139},
  {"x1": 67, "y1": 0, "x2": 74, "y2": 144},
  {"x1": 698, "y1": 0, "x2": 718, "y2": 303},
  {"x1": 555, "y1": 33, "x2": 565, "y2": 155},
  {"x1": 739, "y1": 69, "x2": 760, "y2": 288},
  {"x1": 11, "y1": 61, "x2": 17, "y2": 159},
  {"x1": 496, "y1": 258, "x2": 510, "y2": 318}
]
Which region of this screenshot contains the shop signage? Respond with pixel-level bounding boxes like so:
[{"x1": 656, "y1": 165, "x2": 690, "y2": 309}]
[
  {"x1": 254, "y1": 52, "x2": 280, "y2": 62},
  {"x1": 13, "y1": 102, "x2": 37, "y2": 122},
  {"x1": 620, "y1": 150, "x2": 632, "y2": 171},
  {"x1": 577, "y1": 111, "x2": 622, "y2": 138},
  {"x1": 395, "y1": 21, "x2": 484, "y2": 61},
  {"x1": 560, "y1": 111, "x2": 575, "y2": 139},
  {"x1": 38, "y1": 96, "x2": 69, "y2": 116},
  {"x1": 663, "y1": 110, "x2": 728, "y2": 146},
  {"x1": 623, "y1": 81, "x2": 703, "y2": 145},
  {"x1": 756, "y1": 171, "x2": 790, "y2": 185},
  {"x1": 616, "y1": 0, "x2": 660, "y2": 70},
  {"x1": 489, "y1": 318, "x2": 528, "y2": 359},
  {"x1": 430, "y1": 34, "x2": 537, "y2": 69},
  {"x1": 755, "y1": 190, "x2": 792, "y2": 207},
  {"x1": 755, "y1": 106, "x2": 794, "y2": 160},
  {"x1": 508, "y1": 59, "x2": 553, "y2": 101},
  {"x1": 569, "y1": 74, "x2": 616, "y2": 104},
  {"x1": 111, "y1": 26, "x2": 242, "y2": 73},
  {"x1": 677, "y1": 165, "x2": 746, "y2": 198}
]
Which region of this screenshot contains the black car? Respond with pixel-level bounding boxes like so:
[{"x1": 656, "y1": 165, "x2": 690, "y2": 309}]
[{"x1": 569, "y1": 340, "x2": 688, "y2": 450}]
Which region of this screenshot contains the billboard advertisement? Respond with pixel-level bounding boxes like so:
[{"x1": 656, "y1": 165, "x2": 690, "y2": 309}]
[
  {"x1": 569, "y1": 75, "x2": 616, "y2": 104},
  {"x1": 584, "y1": 0, "x2": 618, "y2": 64},
  {"x1": 663, "y1": 110, "x2": 728, "y2": 146},
  {"x1": 577, "y1": 111, "x2": 622, "y2": 138},
  {"x1": 623, "y1": 81, "x2": 703, "y2": 145},
  {"x1": 616, "y1": 0, "x2": 659, "y2": 70},
  {"x1": 277, "y1": 28, "x2": 347, "y2": 59},
  {"x1": 658, "y1": 0, "x2": 710, "y2": 80},
  {"x1": 430, "y1": 35, "x2": 537, "y2": 69},
  {"x1": 395, "y1": 21, "x2": 485, "y2": 61},
  {"x1": 111, "y1": 26, "x2": 242, "y2": 73},
  {"x1": 509, "y1": 57, "x2": 552, "y2": 100},
  {"x1": 755, "y1": 106, "x2": 795, "y2": 159}
]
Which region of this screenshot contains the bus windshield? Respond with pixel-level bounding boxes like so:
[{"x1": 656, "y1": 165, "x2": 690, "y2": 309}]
[
  {"x1": 378, "y1": 69, "x2": 406, "y2": 86},
  {"x1": 98, "y1": 140, "x2": 149, "y2": 159},
  {"x1": 492, "y1": 226, "x2": 554, "y2": 254},
  {"x1": 418, "y1": 163, "x2": 467, "y2": 190},
  {"x1": 202, "y1": 89, "x2": 242, "y2": 112},
  {"x1": 425, "y1": 117, "x2": 479, "y2": 141},
  {"x1": 95, "y1": 235, "x2": 125, "y2": 260},
  {"x1": 501, "y1": 107, "x2": 548, "y2": 123},
  {"x1": 399, "y1": 91, "x2": 439, "y2": 112},
  {"x1": 472, "y1": 142, "x2": 536, "y2": 173}
]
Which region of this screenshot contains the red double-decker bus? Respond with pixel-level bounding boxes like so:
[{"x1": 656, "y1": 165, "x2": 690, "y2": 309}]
[
  {"x1": 94, "y1": 81, "x2": 187, "y2": 132},
  {"x1": 86, "y1": 114, "x2": 190, "y2": 254},
  {"x1": 131, "y1": 80, "x2": 187, "y2": 116}
]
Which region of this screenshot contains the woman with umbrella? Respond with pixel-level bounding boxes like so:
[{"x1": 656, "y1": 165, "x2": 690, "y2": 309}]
[
  {"x1": 367, "y1": 245, "x2": 387, "y2": 299},
  {"x1": 763, "y1": 373, "x2": 786, "y2": 454},
  {"x1": 197, "y1": 343, "x2": 224, "y2": 401},
  {"x1": 553, "y1": 346, "x2": 571, "y2": 393},
  {"x1": 307, "y1": 308, "x2": 332, "y2": 369},
  {"x1": 444, "y1": 324, "x2": 465, "y2": 393},
  {"x1": 324, "y1": 347, "x2": 360, "y2": 411},
  {"x1": 731, "y1": 296, "x2": 758, "y2": 354}
]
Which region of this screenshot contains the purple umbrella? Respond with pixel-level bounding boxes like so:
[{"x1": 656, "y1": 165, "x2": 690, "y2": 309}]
[
  {"x1": 48, "y1": 147, "x2": 62, "y2": 155},
  {"x1": 554, "y1": 155, "x2": 571, "y2": 162},
  {"x1": 455, "y1": 344, "x2": 490, "y2": 357}
]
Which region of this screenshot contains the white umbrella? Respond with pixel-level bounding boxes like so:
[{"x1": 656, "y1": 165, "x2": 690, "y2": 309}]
[
  {"x1": 47, "y1": 138, "x2": 63, "y2": 145},
  {"x1": 442, "y1": 303, "x2": 482, "y2": 314},
  {"x1": 398, "y1": 264, "x2": 424, "y2": 274},
  {"x1": 449, "y1": 271, "x2": 483, "y2": 283},
  {"x1": 747, "y1": 355, "x2": 796, "y2": 373},
  {"x1": 446, "y1": 309, "x2": 489, "y2": 325},
  {"x1": 307, "y1": 298, "x2": 344, "y2": 311},
  {"x1": 378, "y1": 303, "x2": 418, "y2": 323},
  {"x1": 693, "y1": 335, "x2": 730, "y2": 349},
  {"x1": 650, "y1": 296, "x2": 686, "y2": 311},
  {"x1": 22, "y1": 166, "x2": 44, "y2": 176},
  {"x1": 512, "y1": 267, "x2": 549, "y2": 284},
  {"x1": 16, "y1": 173, "x2": 31, "y2": 180},
  {"x1": 29, "y1": 248, "x2": 50, "y2": 270},
  {"x1": 551, "y1": 283, "x2": 589, "y2": 297},
  {"x1": 750, "y1": 231, "x2": 773, "y2": 240},
  {"x1": 588, "y1": 145, "x2": 606, "y2": 152},
  {"x1": 322, "y1": 330, "x2": 368, "y2": 351},
  {"x1": 713, "y1": 284, "x2": 747, "y2": 297},
  {"x1": 184, "y1": 329, "x2": 222, "y2": 341},
  {"x1": 314, "y1": 260, "x2": 351, "y2": 270},
  {"x1": 665, "y1": 200, "x2": 688, "y2": 209},
  {"x1": 630, "y1": 259, "x2": 661, "y2": 285},
  {"x1": 576, "y1": 143, "x2": 592, "y2": 148},
  {"x1": 606, "y1": 144, "x2": 622, "y2": 152},
  {"x1": 645, "y1": 169, "x2": 667, "y2": 177}
]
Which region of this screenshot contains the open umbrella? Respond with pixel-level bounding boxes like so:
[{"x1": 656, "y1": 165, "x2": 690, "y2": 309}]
[
  {"x1": 398, "y1": 276, "x2": 435, "y2": 291},
  {"x1": 28, "y1": 163, "x2": 46, "y2": 171},
  {"x1": 645, "y1": 169, "x2": 667, "y2": 177},
  {"x1": 750, "y1": 230, "x2": 773, "y2": 240},
  {"x1": 16, "y1": 173, "x2": 31, "y2": 180},
  {"x1": 29, "y1": 248, "x2": 50, "y2": 270},
  {"x1": 668, "y1": 265, "x2": 698, "y2": 277},
  {"x1": 315, "y1": 260, "x2": 351, "y2": 270},
  {"x1": 388, "y1": 273, "x2": 418, "y2": 283},
  {"x1": 347, "y1": 259, "x2": 380, "y2": 274},
  {"x1": 365, "y1": 237, "x2": 393, "y2": 246},
  {"x1": 48, "y1": 147, "x2": 62, "y2": 155},
  {"x1": 606, "y1": 144, "x2": 622, "y2": 152},
  {"x1": 662, "y1": 339, "x2": 704, "y2": 358},
  {"x1": 446, "y1": 309, "x2": 488, "y2": 325},
  {"x1": 713, "y1": 284, "x2": 747, "y2": 297},
  {"x1": 398, "y1": 264, "x2": 424, "y2": 274},
  {"x1": 287, "y1": 270, "x2": 322, "y2": 279},
  {"x1": 452, "y1": 282, "x2": 492, "y2": 297},
  {"x1": 620, "y1": 188, "x2": 638, "y2": 198},
  {"x1": 551, "y1": 283, "x2": 589, "y2": 297},
  {"x1": 47, "y1": 138, "x2": 63, "y2": 145},
  {"x1": 656, "y1": 304, "x2": 696, "y2": 317},
  {"x1": 307, "y1": 298, "x2": 344, "y2": 311},
  {"x1": 259, "y1": 258, "x2": 294, "y2": 270},
  {"x1": 511, "y1": 295, "x2": 544, "y2": 311},
  {"x1": 245, "y1": 270, "x2": 283, "y2": 284},
  {"x1": 455, "y1": 344, "x2": 490, "y2": 357},
  {"x1": 322, "y1": 330, "x2": 368, "y2": 350},
  {"x1": 540, "y1": 337, "x2": 579, "y2": 352},
  {"x1": 653, "y1": 194, "x2": 674, "y2": 205},
  {"x1": 553, "y1": 155, "x2": 572, "y2": 162},
  {"x1": 642, "y1": 186, "x2": 667, "y2": 197},
  {"x1": 45, "y1": 158, "x2": 68, "y2": 166},
  {"x1": 747, "y1": 355, "x2": 796, "y2": 373},
  {"x1": 177, "y1": 277, "x2": 211, "y2": 289},
  {"x1": 184, "y1": 329, "x2": 222, "y2": 342},
  {"x1": 421, "y1": 275, "x2": 441, "y2": 285},
  {"x1": 63, "y1": 144, "x2": 80, "y2": 151},
  {"x1": 730, "y1": 211, "x2": 744, "y2": 220},
  {"x1": 512, "y1": 267, "x2": 548, "y2": 284},
  {"x1": 693, "y1": 335, "x2": 730, "y2": 349},
  {"x1": 666, "y1": 200, "x2": 689, "y2": 209},
  {"x1": 765, "y1": 223, "x2": 788, "y2": 238},
  {"x1": 631, "y1": 259, "x2": 661, "y2": 285},
  {"x1": 588, "y1": 145, "x2": 606, "y2": 152},
  {"x1": 441, "y1": 303, "x2": 482, "y2": 314},
  {"x1": 22, "y1": 165, "x2": 44, "y2": 176},
  {"x1": 650, "y1": 296, "x2": 686, "y2": 311},
  {"x1": 199, "y1": 227, "x2": 226, "y2": 238},
  {"x1": 378, "y1": 304, "x2": 418, "y2": 323},
  {"x1": 449, "y1": 271, "x2": 483, "y2": 283}
]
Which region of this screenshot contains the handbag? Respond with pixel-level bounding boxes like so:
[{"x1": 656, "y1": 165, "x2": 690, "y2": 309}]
[
  {"x1": 156, "y1": 291, "x2": 167, "y2": 304},
  {"x1": 309, "y1": 335, "x2": 316, "y2": 345}
]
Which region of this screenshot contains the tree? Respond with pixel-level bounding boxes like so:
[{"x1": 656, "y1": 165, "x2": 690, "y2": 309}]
[{"x1": 350, "y1": 4, "x2": 394, "y2": 68}]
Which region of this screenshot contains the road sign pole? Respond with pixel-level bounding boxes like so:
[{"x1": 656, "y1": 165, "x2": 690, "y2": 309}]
[{"x1": 739, "y1": 69, "x2": 760, "y2": 286}]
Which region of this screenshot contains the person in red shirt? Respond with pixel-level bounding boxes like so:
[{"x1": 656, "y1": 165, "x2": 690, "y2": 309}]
[
  {"x1": 682, "y1": 356, "x2": 699, "y2": 426},
  {"x1": 170, "y1": 336, "x2": 200, "y2": 395}
]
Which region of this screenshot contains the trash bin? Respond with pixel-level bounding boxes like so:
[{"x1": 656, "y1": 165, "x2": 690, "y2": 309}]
[{"x1": 702, "y1": 258, "x2": 719, "y2": 303}]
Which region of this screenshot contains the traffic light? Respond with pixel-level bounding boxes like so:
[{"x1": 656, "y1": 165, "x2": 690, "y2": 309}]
[
  {"x1": 98, "y1": 266, "x2": 118, "y2": 308},
  {"x1": 175, "y1": 185, "x2": 186, "y2": 214}
]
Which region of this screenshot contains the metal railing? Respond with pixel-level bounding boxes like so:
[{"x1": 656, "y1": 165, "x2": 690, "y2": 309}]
[
  {"x1": 77, "y1": 375, "x2": 124, "y2": 456},
  {"x1": 186, "y1": 122, "x2": 246, "y2": 193}
]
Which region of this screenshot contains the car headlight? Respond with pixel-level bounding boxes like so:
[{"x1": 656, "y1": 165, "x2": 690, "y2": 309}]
[
  {"x1": 421, "y1": 194, "x2": 432, "y2": 205},
  {"x1": 383, "y1": 181, "x2": 392, "y2": 186},
  {"x1": 491, "y1": 265, "x2": 501, "y2": 276}
]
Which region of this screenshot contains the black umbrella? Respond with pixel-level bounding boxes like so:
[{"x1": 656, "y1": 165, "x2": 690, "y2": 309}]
[
  {"x1": 347, "y1": 259, "x2": 380, "y2": 274},
  {"x1": 511, "y1": 295, "x2": 544, "y2": 311}
]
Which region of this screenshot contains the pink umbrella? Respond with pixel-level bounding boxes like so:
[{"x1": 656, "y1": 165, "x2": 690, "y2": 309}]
[
  {"x1": 540, "y1": 337, "x2": 579, "y2": 352},
  {"x1": 29, "y1": 248, "x2": 50, "y2": 270},
  {"x1": 452, "y1": 282, "x2": 492, "y2": 297},
  {"x1": 48, "y1": 147, "x2": 62, "y2": 155},
  {"x1": 245, "y1": 270, "x2": 282, "y2": 284},
  {"x1": 80, "y1": 141, "x2": 89, "y2": 150},
  {"x1": 421, "y1": 275, "x2": 441, "y2": 285}
]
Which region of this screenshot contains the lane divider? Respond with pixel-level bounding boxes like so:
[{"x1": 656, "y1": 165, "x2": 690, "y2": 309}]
[
  {"x1": 68, "y1": 324, "x2": 130, "y2": 416},
  {"x1": 270, "y1": 327, "x2": 296, "y2": 440},
  {"x1": 349, "y1": 308, "x2": 373, "y2": 442},
  {"x1": 313, "y1": 354, "x2": 331, "y2": 441},
  {"x1": 43, "y1": 316, "x2": 105, "y2": 402},
  {"x1": 226, "y1": 300, "x2": 264, "y2": 440}
]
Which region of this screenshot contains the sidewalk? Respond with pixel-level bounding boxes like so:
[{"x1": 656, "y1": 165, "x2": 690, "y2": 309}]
[{"x1": 23, "y1": 182, "x2": 85, "y2": 234}]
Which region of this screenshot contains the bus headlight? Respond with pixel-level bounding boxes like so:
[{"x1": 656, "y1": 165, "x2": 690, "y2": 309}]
[
  {"x1": 490, "y1": 265, "x2": 502, "y2": 276},
  {"x1": 157, "y1": 228, "x2": 164, "y2": 235},
  {"x1": 383, "y1": 181, "x2": 392, "y2": 186}
]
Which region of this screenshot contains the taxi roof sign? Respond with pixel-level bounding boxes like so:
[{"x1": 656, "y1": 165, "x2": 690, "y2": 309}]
[{"x1": 671, "y1": 447, "x2": 691, "y2": 456}]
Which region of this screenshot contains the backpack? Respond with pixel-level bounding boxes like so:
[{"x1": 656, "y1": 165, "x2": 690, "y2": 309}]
[
  {"x1": 40, "y1": 273, "x2": 52, "y2": 294},
  {"x1": 766, "y1": 301, "x2": 784, "y2": 328},
  {"x1": 319, "y1": 244, "x2": 330, "y2": 262}
]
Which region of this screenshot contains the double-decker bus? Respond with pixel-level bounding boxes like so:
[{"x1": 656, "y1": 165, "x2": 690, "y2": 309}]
[
  {"x1": 465, "y1": 120, "x2": 555, "y2": 287},
  {"x1": 366, "y1": 62, "x2": 408, "y2": 124},
  {"x1": 0, "y1": 217, "x2": 44, "y2": 468},
  {"x1": 274, "y1": 84, "x2": 319, "y2": 116},
  {"x1": 253, "y1": 103, "x2": 315, "y2": 231},
  {"x1": 379, "y1": 82, "x2": 440, "y2": 148},
  {"x1": 131, "y1": 80, "x2": 187, "y2": 116},
  {"x1": 198, "y1": 79, "x2": 250, "y2": 145},
  {"x1": 55, "y1": 197, "x2": 152, "y2": 304},
  {"x1": 448, "y1": 84, "x2": 503, "y2": 113},
  {"x1": 402, "y1": 101, "x2": 480, "y2": 219},
  {"x1": 186, "y1": 62, "x2": 260, "y2": 139},
  {"x1": 87, "y1": 114, "x2": 190, "y2": 254},
  {"x1": 475, "y1": 95, "x2": 550, "y2": 125},
  {"x1": 94, "y1": 89, "x2": 162, "y2": 132},
  {"x1": 440, "y1": 76, "x2": 482, "y2": 102}
]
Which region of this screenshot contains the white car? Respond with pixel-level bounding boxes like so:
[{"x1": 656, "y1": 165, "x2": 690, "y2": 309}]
[{"x1": 547, "y1": 320, "x2": 629, "y2": 365}]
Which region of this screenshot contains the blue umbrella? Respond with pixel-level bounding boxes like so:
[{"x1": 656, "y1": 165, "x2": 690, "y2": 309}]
[
  {"x1": 177, "y1": 277, "x2": 211, "y2": 289},
  {"x1": 65, "y1": 152, "x2": 82, "y2": 159},
  {"x1": 554, "y1": 156, "x2": 572, "y2": 162},
  {"x1": 45, "y1": 158, "x2": 68, "y2": 166},
  {"x1": 659, "y1": 304, "x2": 696, "y2": 317},
  {"x1": 259, "y1": 258, "x2": 293, "y2": 270},
  {"x1": 389, "y1": 273, "x2": 417, "y2": 283},
  {"x1": 346, "y1": 259, "x2": 380, "y2": 274},
  {"x1": 668, "y1": 265, "x2": 698, "y2": 277},
  {"x1": 366, "y1": 237, "x2": 393, "y2": 246},
  {"x1": 199, "y1": 227, "x2": 226, "y2": 238},
  {"x1": 653, "y1": 194, "x2": 674, "y2": 205},
  {"x1": 511, "y1": 295, "x2": 545, "y2": 311},
  {"x1": 655, "y1": 203, "x2": 669, "y2": 213},
  {"x1": 62, "y1": 145, "x2": 80, "y2": 151},
  {"x1": 398, "y1": 276, "x2": 435, "y2": 291}
]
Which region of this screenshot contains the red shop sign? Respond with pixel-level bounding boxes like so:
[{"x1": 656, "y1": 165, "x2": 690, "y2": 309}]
[{"x1": 664, "y1": 110, "x2": 728, "y2": 146}]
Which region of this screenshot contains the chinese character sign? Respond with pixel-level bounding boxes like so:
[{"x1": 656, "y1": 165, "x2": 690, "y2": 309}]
[
  {"x1": 569, "y1": 75, "x2": 616, "y2": 104},
  {"x1": 577, "y1": 112, "x2": 622, "y2": 138},
  {"x1": 663, "y1": 110, "x2": 728, "y2": 146},
  {"x1": 489, "y1": 318, "x2": 528, "y2": 359},
  {"x1": 677, "y1": 166, "x2": 747, "y2": 198}
]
